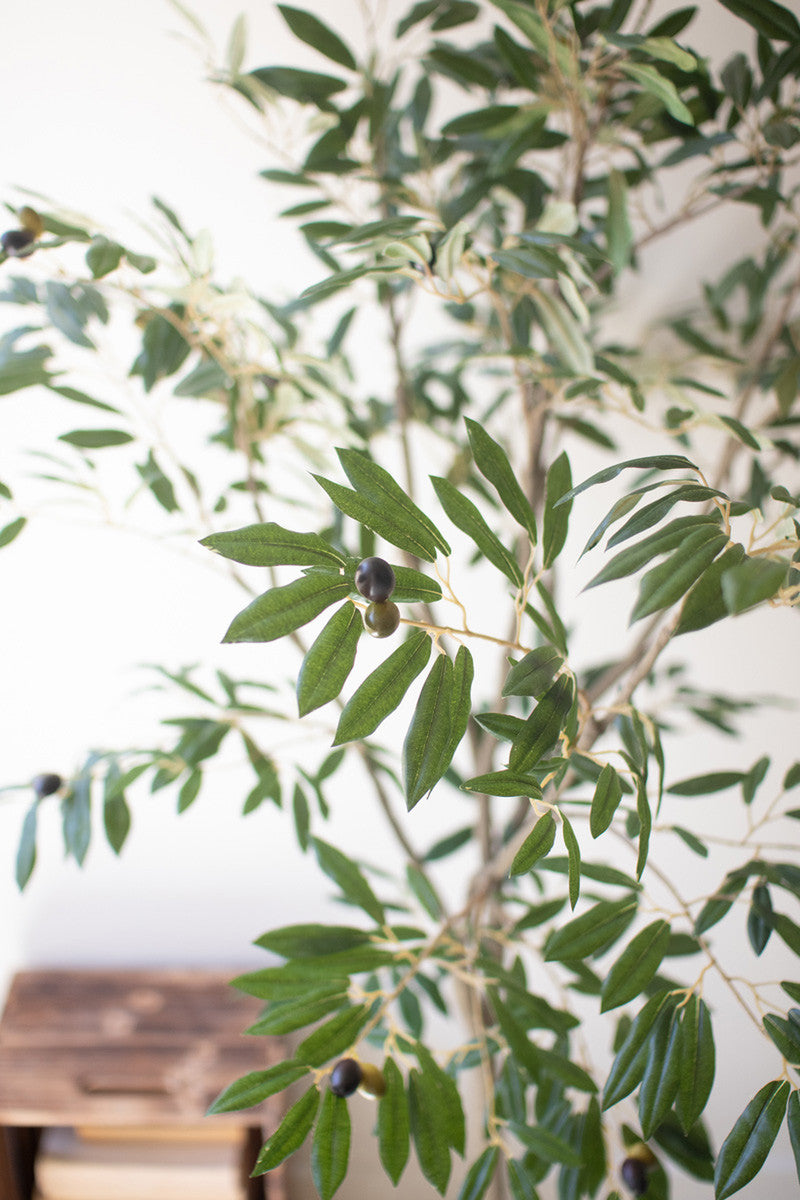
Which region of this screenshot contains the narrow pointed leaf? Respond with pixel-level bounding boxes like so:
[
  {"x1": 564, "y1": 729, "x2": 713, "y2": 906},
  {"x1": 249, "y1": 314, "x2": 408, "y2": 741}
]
[
  {"x1": 388, "y1": 564, "x2": 443, "y2": 603},
  {"x1": 313, "y1": 837, "x2": 385, "y2": 924},
  {"x1": 232, "y1": 964, "x2": 350, "y2": 1001},
  {"x1": 295, "y1": 1004, "x2": 370, "y2": 1067},
  {"x1": 714, "y1": 1080, "x2": 790, "y2": 1199},
  {"x1": 562, "y1": 455, "x2": 699, "y2": 503},
  {"x1": 249, "y1": 66, "x2": 347, "y2": 108},
  {"x1": 255, "y1": 923, "x2": 373, "y2": 958},
  {"x1": 635, "y1": 779, "x2": 652, "y2": 880},
  {"x1": 676, "y1": 543, "x2": 747, "y2": 634},
  {"x1": 208, "y1": 1061, "x2": 309, "y2": 1114},
  {"x1": 676, "y1": 995, "x2": 715, "y2": 1132},
  {"x1": 409, "y1": 1069, "x2": 452, "y2": 1194},
  {"x1": 223, "y1": 573, "x2": 350, "y2": 643},
  {"x1": 787, "y1": 1090, "x2": 800, "y2": 1186},
  {"x1": 590, "y1": 763, "x2": 624, "y2": 837},
  {"x1": 581, "y1": 492, "x2": 641, "y2": 556},
  {"x1": 503, "y1": 646, "x2": 563, "y2": 699},
  {"x1": 668, "y1": 771, "x2": 745, "y2": 796},
  {"x1": 403, "y1": 654, "x2": 454, "y2": 809},
  {"x1": 431, "y1": 475, "x2": 523, "y2": 586},
  {"x1": 721, "y1": 557, "x2": 788, "y2": 614},
  {"x1": 311, "y1": 1087, "x2": 351, "y2": 1200},
  {"x1": 277, "y1": 5, "x2": 357, "y2": 69},
  {"x1": 464, "y1": 770, "x2": 542, "y2": 798},
  {"x1": 638, "y1": 1006, "x2": 683, "y2": 1138},
  {"x1": 603, "y1": 992, "x2": 674, "y2": 1109},
  {"x1": 314, "y1": 474, "x2": 437, "y2": 560},
  {"x1": 694, "y1": 870, "x2": 749, "y2": 936},
  {"x1": 630, "y1": 528, "x2": 728, "y2": 622},
  {"x1": 201, "y1": 522, "x2": 346, "y2": 568},
  {"x1": 607, "y1": 484, "x2": 722, "y2": 549},
  {"x1": 297, "y1": 601, "x2": 362, "y2": 717},
  {"x1": 542, "y1": 451, "x2": 573, "y2": 568},
  {"x1": 510, "y1": 812, "x2": 557, "y2": 874},
  {"x1": 15, "y1": 803, "x2": 37, "y2": 890},
  {"x1": 333, "y1": 630, "x2": 431, "y2": 744},
  {"x1": 763, "y1": 1014, "x2": 800, "y2": 1065},
  {"x1": 509, "y1": 1123, "x2": 583, "y2": 1166},
  {"x1": 0, "y1": 516, "x2": 26, "y2": 549},
  {"x1": 252, "y1": 1083, "x2": 320, "y2": 1174},
  {"x1": 338, "y1": 448, "x2": 450, "y2": 556},
  {"x1": 458, "y1": 1146, "x2": 499, "y2": 1200},
  {"x1": 413, "y1": 1043, "x2": 465, "y2": 1154},
  {"x1": 466, "y1": 418, "x2": 537, "y2": 541},
  {"x1": 606, "y1": 169, "x2": 633, "y2": 274},
  {"x1": 601, "y1": 920, "x2": 671, "y2": 1012},
  {"x1": 586, "y1": 514, "x2": 720, "y2": 590},
  {"x1": 104, "y1": 773, "x2": 131, "y2": 851},
  {"x1": 562, "y1": 811, "x2": 582, "y2": 908},
  {"x1": 379, "y1": 1059, "x2": 410, "y2": 1184},
  {"x1": 60, "y1": 428, "x2": 133, "y2": 448},
  {"x1": 509, "y1": 673, "x2": 574, "y2": 773},
  {"x1": 247, "y1": 990, "x2": 348, "y2": 1036},
  {"x1": 441, "y1": 645, "x2": 474, "y2": 772},
  {"x1": 620, "y1": 61, "x2": 694, "y2": 124},
  {"x1": 507, "y1": 1159, "x2": 539, "y2": 1200},
  {"x1": 544, "y1": 896, "x2": 638, "y2": 962},
  {"x1": 716, "y1": 0, "x2": 800, "y2": 42}
]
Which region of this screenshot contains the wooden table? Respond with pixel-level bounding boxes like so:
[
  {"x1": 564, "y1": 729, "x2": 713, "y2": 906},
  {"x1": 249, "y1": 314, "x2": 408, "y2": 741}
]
[{"x1": 0, "y1": 968, "x2": 285, "y2": 1200}]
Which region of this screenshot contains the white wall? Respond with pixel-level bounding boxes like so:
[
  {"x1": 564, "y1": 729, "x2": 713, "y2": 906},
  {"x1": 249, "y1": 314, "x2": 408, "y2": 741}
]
[{"x1": 1, "y1": 3, "x2": 799, "y2": 1198}]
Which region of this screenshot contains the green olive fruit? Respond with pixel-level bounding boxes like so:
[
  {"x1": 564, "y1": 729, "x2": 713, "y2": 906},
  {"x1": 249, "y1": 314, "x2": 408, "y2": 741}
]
[
  {"x1": 357, "y1": 1062, "x2": 386, "y2": 1098},
  {"x1": 355, "y1": 556, "x2": 396, "y2": 603},
  {"x1": 18, "y1": 206, "x2": 44, "y2": 238},
  {"x1": 364, "y1": 600, "x2": 400, "y2": 638},
  {"x1": 1, "y1": 229, "x2": 35, "y2": 257},
  {"x1": 329, "y1": 1057, "x2": 363, "y2": 1097},
  {"x1": 32, "y1": 773, "x2": 63, "y2": 799}
]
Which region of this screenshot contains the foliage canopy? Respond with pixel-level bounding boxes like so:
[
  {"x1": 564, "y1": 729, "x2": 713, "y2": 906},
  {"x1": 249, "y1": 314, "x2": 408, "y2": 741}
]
[{"x1": 3, "y1": 0, "x2": 800, "y2": 1196}]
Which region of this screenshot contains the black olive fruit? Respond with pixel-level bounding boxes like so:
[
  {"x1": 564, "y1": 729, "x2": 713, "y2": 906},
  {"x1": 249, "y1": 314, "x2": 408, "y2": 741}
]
[
  {"x1": 1, "y1": 208, "x2": 44, "y2": 259},
  {"x1": 620, "y1": 1158, "x2": 648, "y2": 1196},
  {"x1": 364, "y1": 600, "x2": 400, "y2": 638},
  {"x1": 620, "y1": 1144, "x2": 657, "y2": 1196},
  {"x1": 357, "y1": 1062, "x2": 386, "y2": 1098},
  {"x1": 1, "y1": 229, "x2": 35, "y2": 257},
  {"x1": 355, "y1": 556, "x2": 396, "y2": 603},
  {"x1": 32, "y1": 773, "x2": 63, "y2": 799},
  {"x1": 329, "y1": 1057, "x2": 363, "y2": 1097}
]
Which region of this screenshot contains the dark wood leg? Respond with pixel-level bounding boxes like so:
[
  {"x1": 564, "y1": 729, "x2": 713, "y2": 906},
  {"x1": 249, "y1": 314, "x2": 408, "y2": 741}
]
[
  {"x1": 0, "y1": 1126, "x2": 40, "y2": 1200},
  {"x1": 243, "y1": 1125, "x2": 266, "y2": 1200}
]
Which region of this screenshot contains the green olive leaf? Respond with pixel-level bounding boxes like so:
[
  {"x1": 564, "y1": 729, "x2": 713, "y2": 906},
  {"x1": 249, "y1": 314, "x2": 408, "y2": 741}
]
[
  {"x1": 600, "y1": 920, "x2": 671, "y2": 1012},
  {"x1": 403, "y1": 653, "x2": 454, "y2": 810},
  {"x1": 252, "y1": 1083, "x2": 320, "y2": 1174},
  {"x1": 223, "y1": 573, "x2": 350, "y2": 643},
  {"x1": 297, "y1": 601, "x2": 362, "y2": 717},
  {"x1": 714, "y1": 1080, "x2": 790, "y2": 1200},
  {"x1": 379, "y1": 1058, "x2": 410, "y2": 1184},
  {"x1": 333, "y1": 630, "x2": 431, "y2": 745},
  {"x1": 207, "y1": 1060, "x2": 310, "y2": 1114},
  {"x1": 311, "y1": 1086, "x2": 351, "y2": 1200}
]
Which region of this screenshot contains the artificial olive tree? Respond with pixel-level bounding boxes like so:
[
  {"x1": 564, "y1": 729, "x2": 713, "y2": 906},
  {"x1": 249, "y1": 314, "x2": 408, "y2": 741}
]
[{"x1": 2, "y1": 0, "x2": 800, "y2": 1197}]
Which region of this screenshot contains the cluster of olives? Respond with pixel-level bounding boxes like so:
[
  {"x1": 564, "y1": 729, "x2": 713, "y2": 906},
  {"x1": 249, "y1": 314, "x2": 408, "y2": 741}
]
[
  {"x1": 355, "y1": 556, "x2": 400, "y2": 638},
  {"x1": 620, "y1": 1144, "x2": 657, "y2": 1196},
  {"x1": 329, "y1": 1057, "x2": 385, "y2": 1099},
  {"x1": 1, "y1": 207, "x2": 43, "y2": 259}
]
